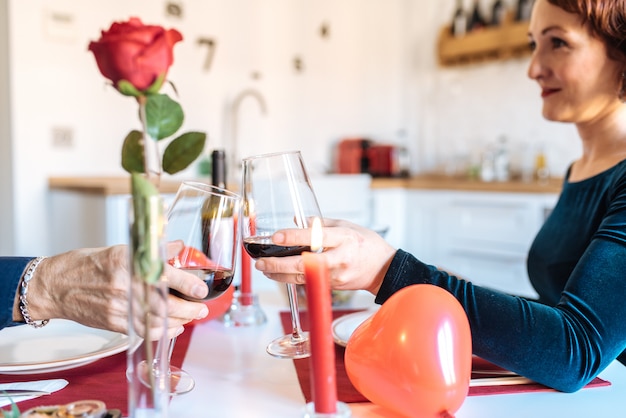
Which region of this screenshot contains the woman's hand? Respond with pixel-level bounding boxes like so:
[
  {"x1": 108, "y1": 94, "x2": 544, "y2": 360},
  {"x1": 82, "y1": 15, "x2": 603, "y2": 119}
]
[
  {"x1": 254, "y1": 218, "x2": 397, "y2": 295},
  {"x1": 19, "y1": 244, "x2": 210, "y2": 338}
]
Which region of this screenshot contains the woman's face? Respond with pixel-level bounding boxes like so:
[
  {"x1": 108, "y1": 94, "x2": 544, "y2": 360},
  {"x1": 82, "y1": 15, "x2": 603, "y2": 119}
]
[{"x1": 527, "y1": 0, "x2": 623, "y2": 124}]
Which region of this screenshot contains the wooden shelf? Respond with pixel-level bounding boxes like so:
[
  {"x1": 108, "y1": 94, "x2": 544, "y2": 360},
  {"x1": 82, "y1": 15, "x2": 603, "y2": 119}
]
[{"x1": 438, "y1": 18, "x2": 531, "y2": 66}]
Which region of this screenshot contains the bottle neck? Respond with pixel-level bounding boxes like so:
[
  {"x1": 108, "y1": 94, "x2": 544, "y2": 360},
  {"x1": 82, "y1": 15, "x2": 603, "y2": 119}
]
[{"x1": 211, "y1": 149, "x2": 227, "y2": 189}]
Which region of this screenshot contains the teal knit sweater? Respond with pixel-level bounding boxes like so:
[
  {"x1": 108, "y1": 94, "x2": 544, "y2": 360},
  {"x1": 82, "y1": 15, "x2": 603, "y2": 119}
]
[{"x1": 376, "y1": 161, "x2": 626, "y2": 392}]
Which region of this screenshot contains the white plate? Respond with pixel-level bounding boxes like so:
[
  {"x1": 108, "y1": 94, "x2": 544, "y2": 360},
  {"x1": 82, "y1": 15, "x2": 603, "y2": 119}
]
[
  {"x1": 0, "y1": 319, "x2": 129, "y2": 374},
  {"x1": 332, "y1": 311, "x2": 376, "y2": 347}
]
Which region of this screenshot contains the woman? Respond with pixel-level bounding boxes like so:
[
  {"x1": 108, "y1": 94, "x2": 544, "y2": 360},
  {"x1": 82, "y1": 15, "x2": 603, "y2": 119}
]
[
  {"x1": 1, "y1": 243, "x2": 210, "y2": 337},
  {"x1": 255, "y1": 0, "x2": 626, "y2": 392}
]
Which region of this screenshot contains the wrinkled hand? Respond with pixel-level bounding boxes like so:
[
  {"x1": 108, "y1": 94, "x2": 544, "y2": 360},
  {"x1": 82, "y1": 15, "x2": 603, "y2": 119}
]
[
  {"x1": 254, "y1": 218, "x2": 397, "y2": 295},
  {"x1": 22, "y1": 243, "x2": 209, "y2": 339}
]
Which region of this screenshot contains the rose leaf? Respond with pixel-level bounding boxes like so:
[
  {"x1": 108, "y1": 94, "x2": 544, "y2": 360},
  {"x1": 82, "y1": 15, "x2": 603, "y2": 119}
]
[
  {"x1": 121, "y1": 130, "x2": 146, "y2": 174},
  {"x1": 162, "y1": 131, "x2": 206, "y2": 174},
  {"x1": 145, "y1": 94, "x2": 184, "y2": 140}
]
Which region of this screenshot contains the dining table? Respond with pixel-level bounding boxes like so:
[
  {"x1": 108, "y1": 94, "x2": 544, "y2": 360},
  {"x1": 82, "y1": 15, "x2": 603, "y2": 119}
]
[
  {"x1": 170, "y1": 286, "x2": 626, "y2": 417},
  {"x1": 3, "y1": 283, "x2": 626, "y2": 417}
]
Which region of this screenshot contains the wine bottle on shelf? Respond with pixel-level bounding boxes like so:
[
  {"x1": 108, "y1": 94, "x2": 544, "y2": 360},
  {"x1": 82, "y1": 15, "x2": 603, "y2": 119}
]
[
  {"x1": 451, "y1": 0, "x2": 467, "y2": 37},
  {"x1": 515, "y1": 0, "x2": 533, "y2": 21},
  {"x1": 491, "y1": 0, "x2": 506, "y2": 26},
  {"x1": 467, "y1": 0, "x2": 486, "y2": 32}
]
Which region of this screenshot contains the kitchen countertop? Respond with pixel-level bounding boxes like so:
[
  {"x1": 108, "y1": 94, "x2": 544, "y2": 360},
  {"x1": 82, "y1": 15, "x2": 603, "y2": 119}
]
[
  {"x1": 371, "y1": 174, "x2": 563, "y2": 194},
  {"x1": 48, "y1": 176, "x2": 190, "y2": 195},
  {"x1": 48, "y1": 174, "x2": 564, "y2": 195}
]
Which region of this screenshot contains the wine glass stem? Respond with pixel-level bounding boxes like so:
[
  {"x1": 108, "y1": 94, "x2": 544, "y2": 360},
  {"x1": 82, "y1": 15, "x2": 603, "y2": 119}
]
[
  {"x1": 155, "y1": 335, "x2": 177, "y2": 366},
  {"x1": 168, "y1": 336, "x2": 177, "y2": 362},
  {"x1": 286, "y1": 283, "x2": 306, "y2": 343}
]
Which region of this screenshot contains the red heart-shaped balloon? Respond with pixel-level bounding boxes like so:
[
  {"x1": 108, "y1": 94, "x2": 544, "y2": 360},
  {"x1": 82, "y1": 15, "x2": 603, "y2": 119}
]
[
  {"x1": 169, "y1": 246, "x2": 232, "y2": 323},
  {"x1": 345, "y1": 284, "x2": 472, "y2": 418},
  {"x1": 190, "y1": 285, "x2": 234, "y2": 324},
  {"x1": 168, "y1": 245, "x2": 219, "y2": 269}
]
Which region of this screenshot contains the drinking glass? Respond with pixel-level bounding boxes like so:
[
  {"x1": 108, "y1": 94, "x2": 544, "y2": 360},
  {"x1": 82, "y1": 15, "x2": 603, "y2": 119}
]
[
  {"x1": 241, "y1": 150, "x2": 322, "y2": 359},
  {"x1": 163, "y1": 181, "x2": 241, "y2": 393}
]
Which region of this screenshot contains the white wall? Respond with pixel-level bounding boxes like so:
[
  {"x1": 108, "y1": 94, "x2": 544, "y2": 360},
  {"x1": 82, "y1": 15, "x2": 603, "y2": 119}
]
[
  {"x1": 2, "y1": 0, "x2": 580, "y2": 256},
  {"x1": 409, "y1": 0, "x2": 580, "y2": 174},
  {"x1": 0, "y1": 0, "x2": 13, "y2": 254}
]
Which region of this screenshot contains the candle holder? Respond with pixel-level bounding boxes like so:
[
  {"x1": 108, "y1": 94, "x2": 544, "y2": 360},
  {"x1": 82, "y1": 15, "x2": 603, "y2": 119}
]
[
  {"x1": 302, "y1": 402, "x2": 352, "y2": 418},
  {"x1": 221, "y1": 289, "x2": 267, "y2": 327}
]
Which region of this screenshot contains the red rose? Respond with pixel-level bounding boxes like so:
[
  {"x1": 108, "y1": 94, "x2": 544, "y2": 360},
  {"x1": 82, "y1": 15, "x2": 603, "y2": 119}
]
[{"x1": 88, "y1": 17, "x2": 182, "y2": 92}]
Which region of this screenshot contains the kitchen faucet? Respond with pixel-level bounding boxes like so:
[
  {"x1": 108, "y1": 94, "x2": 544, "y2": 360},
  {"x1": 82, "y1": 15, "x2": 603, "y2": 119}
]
[{"x1": 229, "y1": 88, "x2": 267, "y2": 185}]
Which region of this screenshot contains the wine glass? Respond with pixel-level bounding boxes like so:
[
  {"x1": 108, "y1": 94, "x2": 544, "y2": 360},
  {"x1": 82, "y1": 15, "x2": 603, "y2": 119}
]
[
  {"x1": 241, "y1": 150, "x2": 322, "y2": 359},
  {"x1": 163, "y1": 181, "x2": 241, "y2": 393}
]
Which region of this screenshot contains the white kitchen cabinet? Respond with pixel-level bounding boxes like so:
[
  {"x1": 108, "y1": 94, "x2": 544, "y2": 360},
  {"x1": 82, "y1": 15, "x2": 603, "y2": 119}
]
[
  {"x1": 370, "y1": 187, "x2": 408, "y2": 250},
  {"x1": 311, "y1": 174, "x2": 373, "y2": 228},
  {"x1": 48, "y1": 191, "x2": 177, "y2": 253},
  {"x1": 49, "y1": 174, "x2": 375, "y2": 253},
  {"x1": 373, "y1": 188, "x2": 559, "y2": 298}
]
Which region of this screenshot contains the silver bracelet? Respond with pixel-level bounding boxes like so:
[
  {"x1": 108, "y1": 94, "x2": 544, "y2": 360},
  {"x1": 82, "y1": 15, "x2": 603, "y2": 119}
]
[{"x1": 19, "y1": 256, "x2": 50, "y2": 328}]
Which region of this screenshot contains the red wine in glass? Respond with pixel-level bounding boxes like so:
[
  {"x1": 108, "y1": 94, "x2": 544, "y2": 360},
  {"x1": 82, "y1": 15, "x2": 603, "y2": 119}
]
[
  {"x1": 243, "y1": 236, "x2": 310, "y2": 259},
  {"x1": 169, "y1": 267, "x2": 234, "y2": 302}
]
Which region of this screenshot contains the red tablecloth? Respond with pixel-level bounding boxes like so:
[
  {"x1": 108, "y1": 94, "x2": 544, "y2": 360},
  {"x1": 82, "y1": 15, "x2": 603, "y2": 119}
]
[
  {"x1": 0, "y1": 325, "x2": 195, "y2": 416},
  {"x1": 279, "y1": 310, "x2": 611, "y2": 403}
]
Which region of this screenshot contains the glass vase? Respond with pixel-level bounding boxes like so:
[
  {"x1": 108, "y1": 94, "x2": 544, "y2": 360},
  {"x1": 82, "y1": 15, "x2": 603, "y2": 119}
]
[{"x1": 126, "y1": 194, "x2": 170, "y2": 418}]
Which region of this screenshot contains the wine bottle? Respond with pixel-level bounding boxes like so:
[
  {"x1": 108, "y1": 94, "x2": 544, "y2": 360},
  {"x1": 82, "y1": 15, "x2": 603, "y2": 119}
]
[
  {"x1": 467, "y1": 0, "x2": 486, "y2": 32},
  {"x1": 211, "y1": 149, "x2": 226, "y2": 189},
  {"x1": 491, "y1": 0, "x2": 506, "y2": 26},
  {"x1": 451, "y1": 0, "x2": 467, "y2": 37},
  {"x1": 515, "y1": 0, "x2": 533, "y2": 21},
  {"x1": 202, "y1": 149, "x2": 233, "y2": 258}
]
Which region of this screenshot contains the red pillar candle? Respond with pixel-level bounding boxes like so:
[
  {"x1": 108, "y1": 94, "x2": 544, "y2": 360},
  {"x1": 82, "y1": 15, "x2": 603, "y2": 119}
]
[
  {"x1": 240, "y1": 212, "x2": 255, "y2": 305},
  {"x1": 303, "y1": 217, "x2": 337, "y2": 414},
  {"x1": 241, "y1": 251, "x2": 252, "y2": 293}
]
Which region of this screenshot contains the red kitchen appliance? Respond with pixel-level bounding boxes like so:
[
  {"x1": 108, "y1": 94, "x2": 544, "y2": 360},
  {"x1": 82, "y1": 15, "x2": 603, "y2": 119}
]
[
  {"x1": 335, "y1": 138, "x2": 372, "y2": 174},
  {"x1": 334, "y1": 138, "x2": 409, "y2": 177}
]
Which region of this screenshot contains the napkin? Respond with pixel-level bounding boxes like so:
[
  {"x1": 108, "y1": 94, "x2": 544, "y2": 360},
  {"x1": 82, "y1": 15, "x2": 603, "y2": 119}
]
[{"x1": 0, "y1": 379, "x2": 68, "y2": 407}]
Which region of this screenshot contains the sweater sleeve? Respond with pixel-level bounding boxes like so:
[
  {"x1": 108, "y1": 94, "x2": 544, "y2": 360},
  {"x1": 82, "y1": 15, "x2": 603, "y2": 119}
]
[
  {"x1": 374, "y1": 246, "x2": 626, "y2": 393},
  {"x1": 0, "y1": 257, "x2": 34, "y2": 329}
]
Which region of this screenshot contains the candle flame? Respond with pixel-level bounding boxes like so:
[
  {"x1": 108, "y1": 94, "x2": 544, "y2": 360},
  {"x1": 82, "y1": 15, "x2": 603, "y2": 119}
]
[{"x1": 311, "y1": 217, "x2": 323, "y2": 253}]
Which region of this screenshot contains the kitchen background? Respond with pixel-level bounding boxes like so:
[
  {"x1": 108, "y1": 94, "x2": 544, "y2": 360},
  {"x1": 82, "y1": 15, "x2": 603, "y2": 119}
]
[{"x1": 0, "y1": 0, "x2": 579, "y2": 256}]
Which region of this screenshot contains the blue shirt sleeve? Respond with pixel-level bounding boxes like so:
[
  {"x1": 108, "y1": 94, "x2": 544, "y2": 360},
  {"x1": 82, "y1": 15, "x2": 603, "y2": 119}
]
[
  {"x1": 0, "y1": 257, "x2": 34, "y2": 329},
  {"x1": 376, "y1": 247, "x2": 626, "y2": 393}
]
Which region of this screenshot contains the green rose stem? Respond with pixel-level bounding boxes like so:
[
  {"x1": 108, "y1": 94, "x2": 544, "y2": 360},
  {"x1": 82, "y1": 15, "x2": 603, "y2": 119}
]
[
  {"x1": 137, "y1": 95, "x2": 162, "y2": 188},
  {"x1": 131, "y1": 95, "x2": 165, "y2": 396},
  {"x1": 130, "y1": 173, "x2": 163, "y2": 393}
]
